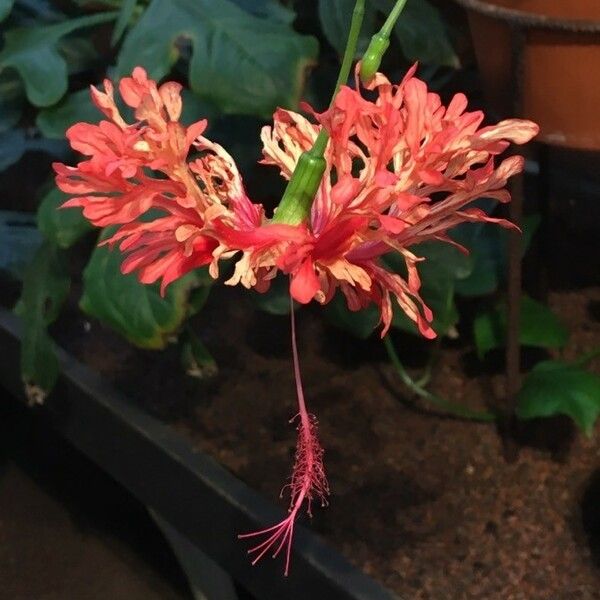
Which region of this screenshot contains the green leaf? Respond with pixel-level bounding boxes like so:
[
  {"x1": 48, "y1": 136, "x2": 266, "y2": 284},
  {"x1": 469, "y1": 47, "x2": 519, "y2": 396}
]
[
  {"x1": 450, "y1": 205, "x2": 504, "y2": 297},
  {"x1": 73, "y1": 0, "x2": 119, "y2": 7},
  {"x1": 80, "y1": 229, "x2": 205, "y2": 349},
  {"x1": 0, "y1": 0, "x2": 14, "y2": 22},
  {"x1": 0, "y1": 129, "x2": 26, "y2": 170},
  {"x1": 394, "y1": 276, "x2": 459, "y2": 337},
  {"x1": 181, "y1": 329, "x2": 217, "y2": 379},
  {"x1": 180, "y1": 89, "x2": 218, "y2": 125},
  {"x1": 385, "y1": 241, "x2": 467, "y2": 337},
  {"x1": 0, "y1": 211, "x2": 43, "y2": 279},
  {"x1": 36, "y1": 86, "x2": 139, "y2": 138},
  {"x1": 384, "y1": 241, "x2": 471, "y2": 286},
  {"x1": 252, "y1": 274, "x2": 292, "y2": 315},
  {"x1": 324, "y1": 240, "x2": 465, "y2": 340},
  {"x1": 186, "y1": 267, "x2": 213, "y2": 315},
  {"x1": 323, "y1": 293, "x2": 380, "y2": 340},
  {"x1": 517, "y1": 360, "x2": 600, "y2": 436},
  {"x1": 375, "y1": 0, "x2": 458, "y2": 67},
  {"x1": 116, "y1": 0, "x2": 318, "y2": 118},
  {"x1": 11, "y1": 0, "x2": 63, "y2": 22},
  {"x1": 111, "y1": 0, "x2": 137, "y2": 45},
  {"x1": 231, "y1": 0, "x2": 295, "y2": 24},
  {"x1": 453, "y1": 212, "x2": 541, "y2": 297},
  {"x1": 0, "y1": 71, "x2": 24, "y2": 132},
  {"x1": 396, "y1": 0, "x2": 458, "y2": 67},
  {"x1": 318, "y1": 0, "x2": 376, "y2": 56},
  {"x1": 57, "y1": 36, "x2": 98, "y2": 76},
  {"x1": 0, "y1": 12, "x2": 116, "y2": 106},
  {"x1": 473, "y1": 295, "x2": 569, "y2": 360},
  {"x1": 0, "y1": 129, "x2": 69, "y2": 172},
  {"x1": 14, "y1": 241, "x2": 70, "y2": 402},
  {"x1": 36, "y1": 88, "x2": 101, "y2": 139},
  {"x1": 36, "y1": 187, "x2": 92, "y2": 249}
]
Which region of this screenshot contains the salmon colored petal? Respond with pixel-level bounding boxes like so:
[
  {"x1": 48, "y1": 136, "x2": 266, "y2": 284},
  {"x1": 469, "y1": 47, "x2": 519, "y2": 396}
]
[
  {"x1": 290, "y1": 260, "x2": 320, "y2": 304},
  {"x1": 158, "y1": 81, "x2": 183, "y2": 121},
  {"x1": 478, "y1": 119, "x2": 540, "y2": 144}
]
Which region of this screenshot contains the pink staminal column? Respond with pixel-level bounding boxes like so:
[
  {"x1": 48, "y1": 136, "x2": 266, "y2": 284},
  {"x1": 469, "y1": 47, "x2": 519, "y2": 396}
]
[{"x1": 238, "y1": 295, "x2": 329, "y2": 576}]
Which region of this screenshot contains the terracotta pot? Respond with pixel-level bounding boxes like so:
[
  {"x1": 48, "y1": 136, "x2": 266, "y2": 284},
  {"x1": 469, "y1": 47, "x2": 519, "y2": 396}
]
[{"x1": 456, "y1": 0, "x2": 600, "y2": 150}]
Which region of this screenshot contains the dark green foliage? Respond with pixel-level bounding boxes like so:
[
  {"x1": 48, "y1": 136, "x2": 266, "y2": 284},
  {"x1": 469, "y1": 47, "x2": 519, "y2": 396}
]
[
  {"x1": 517, "y1": 360, "x2": 600, "y2": 436},
  {"x1": 36, "y1": 187, "x2": 92, "y2": 249},
  {"x1": 13, "y1": 242, "x2": 70, "y2": 402},
  {"x1": 116, "y1": 0, "x2": 318, "y2": 118},
  {"x1": 79, "y1": 229, "x2": 209, "y2": 350},
  {"x1": 474, "y1": 295, "x2": 569, "y2": 360}
]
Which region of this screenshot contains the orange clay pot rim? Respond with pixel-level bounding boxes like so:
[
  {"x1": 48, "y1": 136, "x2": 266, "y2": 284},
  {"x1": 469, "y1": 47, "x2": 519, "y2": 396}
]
[{"x1": 454, "y1": 0, "x2": 600, "y2": 32}]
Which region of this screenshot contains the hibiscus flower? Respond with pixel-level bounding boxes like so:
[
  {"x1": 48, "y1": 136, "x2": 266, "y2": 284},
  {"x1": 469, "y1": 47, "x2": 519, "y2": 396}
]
[
  {"x1": 55, "y1": 65, "x2": 537, "y2": 575},
  {"x1": 208, "y1": 65, "x2": 538, "y2": 338}
]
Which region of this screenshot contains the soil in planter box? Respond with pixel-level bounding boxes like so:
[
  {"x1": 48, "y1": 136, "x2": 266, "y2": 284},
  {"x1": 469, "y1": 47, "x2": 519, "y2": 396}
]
[{"x1": 46, "y1": 283, "x2": 600, "y2": 600}]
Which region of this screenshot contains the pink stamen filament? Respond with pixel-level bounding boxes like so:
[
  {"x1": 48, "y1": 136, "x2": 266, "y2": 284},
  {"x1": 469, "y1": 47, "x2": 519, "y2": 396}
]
[{"x1": 238, "y1": 291, "x2": 328, "y2": 576}]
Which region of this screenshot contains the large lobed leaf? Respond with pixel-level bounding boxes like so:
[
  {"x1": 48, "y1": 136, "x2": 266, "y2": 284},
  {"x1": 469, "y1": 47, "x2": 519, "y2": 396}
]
[
  {"x1": 322, "y1": 241, "x2": 466, "y2": 340},
  {"x1": 36, "y1": 88, "x2": 102, "y2": 139},
  {"x1": 452, "y1": 213, "x2": 541, "y2": 297},
  {"x1": 318, "y1": 0, "x2": 376, "y2": 56},
  {"x1": 0, "y1": 0, "x2": 14, "y2": 22},
  {"x1": 36, "y1": 186, "x2": 92, "y2": 249},
  {"x1": 251, "y1": 273, "x2": 294, "y2": 316},
  {"x1": 111, "y1": 0, "x2": 137, "y2": 45},
  {"x1": 80, "y1": 228, "x2": 211, "y2": 349},
  {"x1": 0, "y1": 128, "x2": 69, "y2": 172},
  {"x1": 37, "y1": 86, "x2": 217, "y2": 139},
  {"x1": 323, "y1": 294, "x2": 380, "y2": 340},
  {"x1": 473, "y1": 295, "x2": 569, "y2": 360},
  {"x1": 0, "y1": 71, "x2": 23, "y2": 133},
  {"x1": 385, "y1": 241, "x2": 469, "y2": 337},
  {"x1": 0, "y1": 12, "x2": 116, "y2": 107},
  {"x1": 517, "y1": 360, "x2": 600, "y2": 436},
  {"x1": 231, "y1": 0, "x2": 295, "y2": 24},
  {"x1": 0, "y1": 211, "x2": 43, "y2": 279},
  {"x1": 116, "y1": 0, "x2": 318, "y2": 118},
  {"x1": 374, "y1": 0, "x2": 458, "y2": 67},
  {"x1": 0, "y1": 129, "x2": 26, "y2": 171},
  {"x1": 14, "y1": 241, "x2": 70, "y2": 403}
]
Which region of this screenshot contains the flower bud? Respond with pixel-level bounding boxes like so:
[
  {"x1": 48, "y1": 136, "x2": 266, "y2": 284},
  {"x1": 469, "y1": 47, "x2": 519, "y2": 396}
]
[{"x1": 360, "y1": 33, "x2": 390, "y2": 85}]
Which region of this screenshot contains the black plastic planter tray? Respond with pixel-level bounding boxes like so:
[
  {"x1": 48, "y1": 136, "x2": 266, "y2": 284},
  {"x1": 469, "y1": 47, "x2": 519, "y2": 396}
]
[{"x1": 0, "y1": 308, "x2": 398, "y2": 600}]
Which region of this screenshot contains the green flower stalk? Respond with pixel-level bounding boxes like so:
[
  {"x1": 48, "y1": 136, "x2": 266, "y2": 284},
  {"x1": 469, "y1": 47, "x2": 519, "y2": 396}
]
[
  {"x1": 273, "y1": 0, "x2": 366, "y2": 225},
  {"x1": 361, "y1": 0, "x2": 409, "y2": 84},
  {"x1": 274, "y1": 0, "x2": 412, "y2": 225}
]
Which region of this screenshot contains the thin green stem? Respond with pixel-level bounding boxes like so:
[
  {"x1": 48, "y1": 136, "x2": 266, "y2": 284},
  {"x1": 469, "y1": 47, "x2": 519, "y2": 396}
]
[
  {"x1": 332, "y1": 1, "x2": 365, "y2": 103},
  {"x1": 415, "y1": 337, "x2": 440, "y2": 388},
  {"x1": 360, "y1": 0, "x2": 409, "y2": 83},
  {"x1": 383, "y1": 336, "x2": 497, "y2": 422},
  {"x1": 311, "y1": 129, "x2": 330, "y2": 160},
  {"x1": 310, "y1": 0, "x2": 366, "y2": 159},
  {"x1": 273, "y1": 0, "x2": 365, "y2": 223},
  {"x1": 380, "y1": 0, "x2": 409, "y2": 38}
]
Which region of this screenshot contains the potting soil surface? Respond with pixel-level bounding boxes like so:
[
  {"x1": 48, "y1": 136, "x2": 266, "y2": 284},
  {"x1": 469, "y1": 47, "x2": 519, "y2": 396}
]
[{"x1": 52, "y1": 284, "x2": 600, "y2": 600}]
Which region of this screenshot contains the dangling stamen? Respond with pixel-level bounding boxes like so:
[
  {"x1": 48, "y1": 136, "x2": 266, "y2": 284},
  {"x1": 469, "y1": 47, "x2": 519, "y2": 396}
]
[{"x1": 238, "y1": 293, "x2": 329, "y2": 576}]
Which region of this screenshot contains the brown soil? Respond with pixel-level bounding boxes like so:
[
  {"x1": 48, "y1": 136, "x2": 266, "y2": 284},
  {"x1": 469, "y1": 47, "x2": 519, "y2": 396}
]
[{"x1": 50, "y1": 283, "x2": 600, "y2": 600}]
